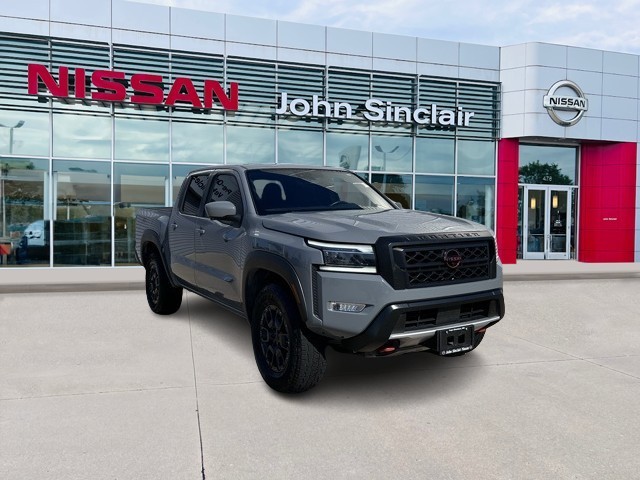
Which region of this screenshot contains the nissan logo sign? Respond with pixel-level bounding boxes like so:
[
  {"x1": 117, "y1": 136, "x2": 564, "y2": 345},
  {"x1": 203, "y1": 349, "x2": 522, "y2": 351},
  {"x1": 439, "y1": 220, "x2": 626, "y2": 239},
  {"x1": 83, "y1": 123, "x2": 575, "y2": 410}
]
[
  {"x1": 543, "y1": 80, "x2": 588, "y2": 126},
  {"x1": 443, "y1": 250, "x2": 462, "y2": 269}
]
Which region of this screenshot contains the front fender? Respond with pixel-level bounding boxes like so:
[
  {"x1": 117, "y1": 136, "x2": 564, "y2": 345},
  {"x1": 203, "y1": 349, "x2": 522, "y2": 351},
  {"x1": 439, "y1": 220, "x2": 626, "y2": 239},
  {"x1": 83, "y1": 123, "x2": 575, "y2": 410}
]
[{"x1": 243, "y1": 250, "x2": 307, "y2": 324}]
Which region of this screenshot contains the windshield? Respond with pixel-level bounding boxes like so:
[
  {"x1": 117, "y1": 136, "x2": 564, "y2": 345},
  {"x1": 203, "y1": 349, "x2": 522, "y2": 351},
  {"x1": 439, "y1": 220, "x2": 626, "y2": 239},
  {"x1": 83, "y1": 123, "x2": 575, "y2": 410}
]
[{"x1": 246, "y1": 168, "x2": 395, "y2": 215}]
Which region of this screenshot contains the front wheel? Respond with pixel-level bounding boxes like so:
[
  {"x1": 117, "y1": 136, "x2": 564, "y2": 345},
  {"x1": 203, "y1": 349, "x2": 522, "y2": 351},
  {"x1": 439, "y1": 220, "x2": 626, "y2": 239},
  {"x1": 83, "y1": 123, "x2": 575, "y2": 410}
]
[
  {"x1": 145, "y1": 250, "x2": 183, "y2": 315},
  {"x1": 251, "y1": 284, "x2": 326, "y2": 393}
]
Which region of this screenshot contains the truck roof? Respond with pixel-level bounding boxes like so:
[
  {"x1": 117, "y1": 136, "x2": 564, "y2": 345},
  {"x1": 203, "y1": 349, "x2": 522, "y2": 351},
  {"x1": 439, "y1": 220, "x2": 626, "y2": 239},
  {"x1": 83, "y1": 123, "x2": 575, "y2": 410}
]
[{"x1": 186, "y1": 164, "x2": 347, "y2": 174}]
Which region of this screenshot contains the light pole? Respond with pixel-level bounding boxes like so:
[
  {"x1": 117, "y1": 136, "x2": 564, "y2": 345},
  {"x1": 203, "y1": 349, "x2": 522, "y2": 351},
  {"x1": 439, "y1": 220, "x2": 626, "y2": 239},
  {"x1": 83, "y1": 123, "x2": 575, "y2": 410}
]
[
  {"x1": 0, "y1": 120, "x2": 25, "y2": 154},
  {"x1": 374, "y1": 145, "x2": 399, "y2": 171},
  {"x1": 0, "y1": 120, "x2": 25, "y2": 239}
]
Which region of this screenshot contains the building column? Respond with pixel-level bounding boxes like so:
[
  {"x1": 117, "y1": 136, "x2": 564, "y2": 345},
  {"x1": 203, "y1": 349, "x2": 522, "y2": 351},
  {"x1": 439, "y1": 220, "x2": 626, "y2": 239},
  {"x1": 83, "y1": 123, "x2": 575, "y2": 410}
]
[
  {"x1": 579, "y1": 142, "x2": 637, "y2": 262},
  {"x1": 496, "y1": 138, "x2": 519, "y2": 264}
]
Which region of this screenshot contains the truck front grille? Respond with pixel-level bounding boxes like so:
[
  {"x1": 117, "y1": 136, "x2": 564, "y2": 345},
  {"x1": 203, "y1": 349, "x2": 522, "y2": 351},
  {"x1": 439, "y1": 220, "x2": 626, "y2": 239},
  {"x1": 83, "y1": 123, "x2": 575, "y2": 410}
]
[
  {"x1": 375, "y1": 233, "x2": 497, "y2": 290},
  {"x1": 402, "y1": 242, "x2": 491, "y2": 288},
  {"x1": 395, "y1": 242, "x2": 492, "y2": 288}
]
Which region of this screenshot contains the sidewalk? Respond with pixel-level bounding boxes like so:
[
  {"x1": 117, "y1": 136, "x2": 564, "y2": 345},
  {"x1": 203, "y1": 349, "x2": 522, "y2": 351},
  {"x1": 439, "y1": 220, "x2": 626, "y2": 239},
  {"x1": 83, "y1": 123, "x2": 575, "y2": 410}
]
[
  {"x1": 0, "y1": 266, "x2": 145, "y2": 293},
  {"x1": 1, "y1": 260, "x2": 640, "y2": 293},
  {"x1": 502, "y1": 259, "x2": 640, "y2": 281}
]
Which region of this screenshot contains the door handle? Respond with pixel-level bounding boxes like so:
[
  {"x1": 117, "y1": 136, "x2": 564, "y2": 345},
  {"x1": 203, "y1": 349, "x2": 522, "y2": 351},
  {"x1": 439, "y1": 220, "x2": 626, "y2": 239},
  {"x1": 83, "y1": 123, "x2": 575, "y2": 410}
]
[
  {"x1": 197, "y1": 227, "x2": 205, "y2": 236},
  {"x1": 171, "y1": 222, "x2": 178, "y2": 230}
]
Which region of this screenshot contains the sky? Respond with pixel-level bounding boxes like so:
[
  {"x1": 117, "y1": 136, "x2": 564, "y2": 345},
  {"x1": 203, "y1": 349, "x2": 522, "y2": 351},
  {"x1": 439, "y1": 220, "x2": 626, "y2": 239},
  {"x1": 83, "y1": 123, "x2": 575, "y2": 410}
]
[{"x1": 136, "y1": 0, "x2": 640, "y2": 55}]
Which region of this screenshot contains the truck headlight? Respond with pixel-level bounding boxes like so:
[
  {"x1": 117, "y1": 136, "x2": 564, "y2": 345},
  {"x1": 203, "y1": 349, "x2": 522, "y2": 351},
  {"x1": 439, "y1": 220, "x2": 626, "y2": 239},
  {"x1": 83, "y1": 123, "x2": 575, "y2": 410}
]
[{"x1": 307, "y1": 240, "x2": 377, "y2": 274}]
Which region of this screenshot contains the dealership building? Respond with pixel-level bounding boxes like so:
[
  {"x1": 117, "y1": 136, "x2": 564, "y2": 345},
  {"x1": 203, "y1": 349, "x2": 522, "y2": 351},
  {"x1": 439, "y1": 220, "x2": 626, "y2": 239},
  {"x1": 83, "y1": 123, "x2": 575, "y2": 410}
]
[{"x1": 0, "y1": 0, "x2": 639, "y2": 273}]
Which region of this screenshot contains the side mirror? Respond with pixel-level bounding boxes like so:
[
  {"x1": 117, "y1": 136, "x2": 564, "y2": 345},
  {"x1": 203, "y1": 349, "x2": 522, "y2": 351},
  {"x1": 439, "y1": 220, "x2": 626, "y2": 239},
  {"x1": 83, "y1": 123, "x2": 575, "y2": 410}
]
[{"x1": 205, "y1": 201, "x2": 237, "y2": 220}]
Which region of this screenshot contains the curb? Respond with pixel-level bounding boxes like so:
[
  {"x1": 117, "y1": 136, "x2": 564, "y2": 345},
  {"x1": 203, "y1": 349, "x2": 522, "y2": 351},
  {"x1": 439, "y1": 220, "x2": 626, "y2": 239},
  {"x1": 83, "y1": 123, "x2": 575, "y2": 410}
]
[
  {"x1": 504, "y1": 272, "x2": 640, "y2": 282},
  {"x1": 3, "y1": 271, "x2": 640, "y2": 293},
  {"x1": 0, "y1": 282, "x2": 145, "y2": 294}
]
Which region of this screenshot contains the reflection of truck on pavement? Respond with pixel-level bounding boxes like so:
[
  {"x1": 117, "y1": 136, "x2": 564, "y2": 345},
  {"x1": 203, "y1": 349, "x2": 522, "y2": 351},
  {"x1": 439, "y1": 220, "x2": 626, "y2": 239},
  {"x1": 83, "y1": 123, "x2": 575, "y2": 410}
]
[{"x1": 136, "y1": 165, "x2": 505, "y2": 393}]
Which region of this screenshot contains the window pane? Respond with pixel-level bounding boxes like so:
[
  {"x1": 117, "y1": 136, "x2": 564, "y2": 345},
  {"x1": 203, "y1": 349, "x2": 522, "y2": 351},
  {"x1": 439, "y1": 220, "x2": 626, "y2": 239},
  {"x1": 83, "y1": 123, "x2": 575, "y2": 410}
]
[
  {"x1": 181, "y1": 173, "x2": 210, "y2": 216},
  {"x1": 115, "y1": 117, "x2": 169, "y2": 161},
  {"x1": 372, "y1": 173, "x2": 412, "y2": 208},
  {"x1": 415, "y1": 175, "x2": 454, "y2": 215},
  {"x1": 519, "y1": 144, "x2": 577, "y2": 185},
  {"x1": 226, "y1": 126, "x2": 274, "y2": 164},
  {"x1": 371, "y1": 135, "x2": 412, "y2": 172},
  {"x1": 114, "y1": 163, "x2": 169, "y2": 265},
  {"x1": 0, "y1": 158, "x2": 49, "y2": 267},
  {"x1": 0, "y1": 110, "x2": 50, "y2": 157},
  {"x1": 172, "y1": 164, "x2": 201, "y2": 203},
  {"x1": 415, "y1": 137, "x2": 454, "y2": 174},
  {"x1": 457, "y1": 176, "x2": 495, "y2": 230},
  {"x1": 457, "y1": 140, "x2": 495, "y2": 175},
  {"x1": 53, "y1": 160, "x2": 111, "y2": 266},
  {"x1": 278, "y1": 129, "x2": 323, "y2": 166},
  {"x1": 326, "y1": 132, "x2": 369, "y2": 170},
  {"x1": 172, "y1": 121, "x2": 223, "y2": 163},
  {"x1": 53, "y1": 113, "x2": 112, "y2": 159}
]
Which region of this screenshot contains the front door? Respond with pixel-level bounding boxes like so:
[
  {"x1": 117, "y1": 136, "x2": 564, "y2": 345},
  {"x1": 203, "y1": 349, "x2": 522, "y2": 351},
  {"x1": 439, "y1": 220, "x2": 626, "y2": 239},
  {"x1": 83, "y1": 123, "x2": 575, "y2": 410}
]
[
  {"x1": 194, "y1": 172, "x2": 245, "y2": 304},
  {"x1": 523, "y1": 186, "x2": 572, "y2": 260}
]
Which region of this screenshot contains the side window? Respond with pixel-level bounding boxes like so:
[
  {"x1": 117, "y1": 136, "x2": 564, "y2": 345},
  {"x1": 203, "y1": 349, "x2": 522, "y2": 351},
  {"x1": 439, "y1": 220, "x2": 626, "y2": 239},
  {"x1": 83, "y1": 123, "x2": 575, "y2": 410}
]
[
  {"x1": 207, "y1": 174, "x2": 244, "y2": 219},
  {"x1": 181, "y1": 174, "x2": 209, "y2": 216}
]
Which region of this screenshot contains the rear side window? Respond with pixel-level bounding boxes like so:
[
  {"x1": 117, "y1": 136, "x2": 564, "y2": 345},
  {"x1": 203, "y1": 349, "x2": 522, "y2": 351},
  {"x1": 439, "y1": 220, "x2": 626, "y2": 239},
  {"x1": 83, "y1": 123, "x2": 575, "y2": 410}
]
[{"x1": 181, "y1": 174, "x2": 209, "y2": 215}]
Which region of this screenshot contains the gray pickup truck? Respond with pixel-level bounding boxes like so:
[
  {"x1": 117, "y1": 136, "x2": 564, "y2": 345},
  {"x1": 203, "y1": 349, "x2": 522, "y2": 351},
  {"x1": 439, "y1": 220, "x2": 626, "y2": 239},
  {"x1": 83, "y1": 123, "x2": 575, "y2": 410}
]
[{"x1": 136, "y1": 165, "x2": 504, "y2": 393}]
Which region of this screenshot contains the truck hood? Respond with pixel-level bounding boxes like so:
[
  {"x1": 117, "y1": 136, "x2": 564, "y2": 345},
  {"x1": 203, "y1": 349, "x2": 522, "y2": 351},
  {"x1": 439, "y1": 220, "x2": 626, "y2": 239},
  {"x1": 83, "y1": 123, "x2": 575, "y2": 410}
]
[{"x1": 261, "y1": 209, "x2": 489, "y2": 244}]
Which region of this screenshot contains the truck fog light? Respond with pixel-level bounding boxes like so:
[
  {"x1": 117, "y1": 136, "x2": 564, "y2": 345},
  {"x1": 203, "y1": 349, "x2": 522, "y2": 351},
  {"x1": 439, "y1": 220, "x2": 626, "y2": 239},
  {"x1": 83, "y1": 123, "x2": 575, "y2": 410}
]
[{"x1": 328, "y1": 302, "x2": 366, "y2": 313}]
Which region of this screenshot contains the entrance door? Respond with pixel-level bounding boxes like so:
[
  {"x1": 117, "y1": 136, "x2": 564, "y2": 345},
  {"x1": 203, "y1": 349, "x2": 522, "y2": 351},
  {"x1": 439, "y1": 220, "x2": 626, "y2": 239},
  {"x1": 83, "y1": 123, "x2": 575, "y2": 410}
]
[{"x1": 523, "y1": 186, "x2": 572, "y2": 260}]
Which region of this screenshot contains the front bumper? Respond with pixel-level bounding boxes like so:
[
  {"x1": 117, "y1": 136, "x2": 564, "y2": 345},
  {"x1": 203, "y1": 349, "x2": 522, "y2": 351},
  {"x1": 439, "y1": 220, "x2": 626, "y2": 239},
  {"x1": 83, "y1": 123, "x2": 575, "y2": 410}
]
[{"x1": 337, "y1": 288, "x2": 504, "y2": 354}]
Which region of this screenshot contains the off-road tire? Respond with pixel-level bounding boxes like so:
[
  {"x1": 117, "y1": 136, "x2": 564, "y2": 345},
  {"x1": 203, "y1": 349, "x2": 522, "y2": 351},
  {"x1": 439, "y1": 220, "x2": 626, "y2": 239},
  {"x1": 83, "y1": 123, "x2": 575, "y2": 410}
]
[
  {"x1": 251, "y1": 284, "x2": 326, "y2": 393},
  {"x1": 145, "y1": 250, "x2": 183, "y2": 315}
]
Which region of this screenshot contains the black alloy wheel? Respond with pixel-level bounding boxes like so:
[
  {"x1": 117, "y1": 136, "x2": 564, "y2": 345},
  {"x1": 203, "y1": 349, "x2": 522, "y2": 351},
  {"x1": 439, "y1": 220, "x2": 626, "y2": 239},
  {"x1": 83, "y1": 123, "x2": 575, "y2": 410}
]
[{"x1": 259, "y1": 304, "x2": 291, "y2": 375}]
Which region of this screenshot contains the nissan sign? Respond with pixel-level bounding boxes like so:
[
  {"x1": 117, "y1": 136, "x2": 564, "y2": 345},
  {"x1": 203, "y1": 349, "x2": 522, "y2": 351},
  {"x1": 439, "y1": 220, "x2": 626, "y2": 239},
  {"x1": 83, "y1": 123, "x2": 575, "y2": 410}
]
[
  {"x1": 27, "y1": 64, "x2": 239, "y2": 111},
  {"x1": 543, "y1": 80, "x2": 588, "y2": 126}
]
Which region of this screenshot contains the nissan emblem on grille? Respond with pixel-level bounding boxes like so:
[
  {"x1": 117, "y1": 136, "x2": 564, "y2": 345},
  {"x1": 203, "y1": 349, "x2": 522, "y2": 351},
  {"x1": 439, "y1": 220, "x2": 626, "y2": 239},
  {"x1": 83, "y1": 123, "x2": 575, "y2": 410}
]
[{"x1": 444, "y1": 250, "x2": 462, "y2": 269}]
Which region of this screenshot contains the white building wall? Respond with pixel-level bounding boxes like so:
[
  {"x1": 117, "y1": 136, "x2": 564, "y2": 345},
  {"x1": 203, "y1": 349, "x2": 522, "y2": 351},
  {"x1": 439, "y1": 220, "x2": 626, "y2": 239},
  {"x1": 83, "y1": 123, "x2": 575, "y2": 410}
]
[
  {"x1": 500, "y1": 42, "x2": 640, "y2": 144},
  {"x1": 0, "y1": 1, "x2": 500, "y2": 82}
]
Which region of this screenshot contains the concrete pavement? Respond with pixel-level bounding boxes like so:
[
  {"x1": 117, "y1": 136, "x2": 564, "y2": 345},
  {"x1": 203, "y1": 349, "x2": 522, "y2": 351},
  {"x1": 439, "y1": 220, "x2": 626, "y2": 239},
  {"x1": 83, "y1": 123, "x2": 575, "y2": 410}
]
[{"x1": 1, "y1": 278, "x2": 640, "y2": 479}]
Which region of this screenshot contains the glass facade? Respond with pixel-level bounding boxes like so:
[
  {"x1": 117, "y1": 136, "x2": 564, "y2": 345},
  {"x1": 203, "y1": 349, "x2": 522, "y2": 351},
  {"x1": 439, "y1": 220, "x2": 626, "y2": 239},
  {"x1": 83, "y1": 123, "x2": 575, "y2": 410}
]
[{"x1": 0, "y1": 32, "x2": 500, "y2": 268}]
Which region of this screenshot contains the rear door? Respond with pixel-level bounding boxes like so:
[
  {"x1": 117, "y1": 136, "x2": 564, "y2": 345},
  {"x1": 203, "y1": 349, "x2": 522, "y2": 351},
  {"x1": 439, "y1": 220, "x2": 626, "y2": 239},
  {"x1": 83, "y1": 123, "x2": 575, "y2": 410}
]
[
  {"x1": 194, "y1": 171, "x2": 245, "y2": 303},
  {"x1": 169, "y1": 172, "x2": 211, "y2": 287}
]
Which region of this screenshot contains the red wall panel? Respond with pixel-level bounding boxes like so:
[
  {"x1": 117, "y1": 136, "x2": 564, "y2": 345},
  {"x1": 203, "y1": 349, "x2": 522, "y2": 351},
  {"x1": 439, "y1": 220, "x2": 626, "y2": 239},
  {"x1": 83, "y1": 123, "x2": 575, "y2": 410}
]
[
  {"x1": 496, "y1": 138, "x2": 520, "y2": 264},
  {"x1": 579, "y1": 142, "x2": 637, "y2": 262}
]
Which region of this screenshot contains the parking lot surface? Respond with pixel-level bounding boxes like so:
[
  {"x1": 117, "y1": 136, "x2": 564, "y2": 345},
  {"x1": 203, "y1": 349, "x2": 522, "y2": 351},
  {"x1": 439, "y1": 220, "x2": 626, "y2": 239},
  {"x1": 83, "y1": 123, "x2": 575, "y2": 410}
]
[{"x1": 1, "y1": 278, "x2": 640, "y2": 479}]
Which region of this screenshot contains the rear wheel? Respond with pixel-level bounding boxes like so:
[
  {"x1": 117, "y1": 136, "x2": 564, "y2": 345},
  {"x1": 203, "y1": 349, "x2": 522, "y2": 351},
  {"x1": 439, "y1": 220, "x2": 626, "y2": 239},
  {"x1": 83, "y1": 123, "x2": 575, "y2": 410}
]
[
  {"x1": 145, "y1": 250, "x2": 183, "y2": 315},
  {"x1": 251, "y1": 284, "x2": 326, "y2": 393}
]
